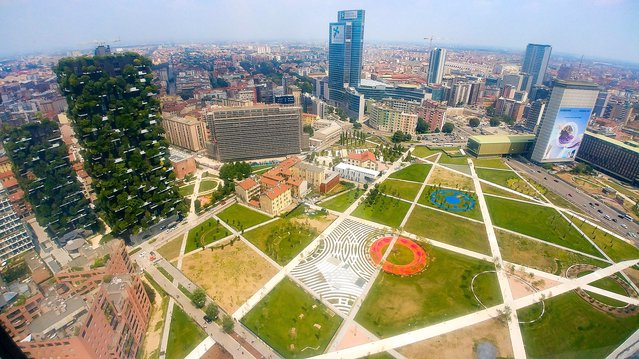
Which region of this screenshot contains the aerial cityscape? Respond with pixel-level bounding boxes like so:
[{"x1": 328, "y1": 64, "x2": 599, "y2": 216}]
[{"x1": 2, "y1": 1, "x2": 639, "y2": 358}]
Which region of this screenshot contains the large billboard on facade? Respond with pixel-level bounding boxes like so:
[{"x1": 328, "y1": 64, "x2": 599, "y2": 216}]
[
  {"x1": 542, "y1": 107, "x2": 591, "y2": 160},
  {"x1": 340, "y1": 10, "x2": 359, "y2": 20},
  {"x1": 330, "y1": 24, "x2": 345, "y2": 44}
]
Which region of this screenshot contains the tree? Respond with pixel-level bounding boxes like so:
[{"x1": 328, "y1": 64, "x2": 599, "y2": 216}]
[
  {"x1": 204, "y1": 302, "x2": 219, "y2": 321},
  {"x1": 191, "y1": 288, "x2": 206, "y2": 308},
  {"x1": 391, "y1": 131, "x2": 411, "y2": 143},
  {"x1": 489, "y1": 118, "x2": 501, "y2": 127},
  {"x1": 142, "y1": 281, "x2": 156, "y2": 304},
  {"x1": 468, "y1": 117, "x2": 480, "y2": 127},
  {"x1": 303, "y1": 124, "x2": 314, "y2": 136},
  {"x1": 486, "y1": 106, "x2": 496, "y2": 117},
  {"x1": 416, "y1": 118, "x2": 429, "y2": 134},
  {"x1": 442, "y1": 122, "x2": 454, "y2": 133},
  {"x1": 222, "y1": 315, "x2": 234, "y2": 333}
]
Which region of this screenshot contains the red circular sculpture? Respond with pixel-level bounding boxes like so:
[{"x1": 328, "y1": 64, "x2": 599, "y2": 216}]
[{"x1": 369, "y1": 237, "x2": 428, "y2": 275}]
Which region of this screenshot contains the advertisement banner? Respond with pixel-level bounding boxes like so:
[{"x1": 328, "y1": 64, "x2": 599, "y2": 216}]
[
  {"x1": 542, "y1": 107, "x2": 591, "y2": 160},
  {"x1": 330, "y1": 24, "x2": 345, "y2": 44}
]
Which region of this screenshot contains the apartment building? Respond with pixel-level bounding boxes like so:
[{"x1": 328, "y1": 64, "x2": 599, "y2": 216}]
[
  {"x1": 162, "y1": 115, "x2": 208, "y2": 152},
  {"x1": 345, "y1": 151, "x2": 378, "y2": 170},
  {"x1": 0, "y1": 187, "x2": 33, "y2": 262},
  {"x1": 260, "y1": 184, "x2": 293, "y2": 216}
]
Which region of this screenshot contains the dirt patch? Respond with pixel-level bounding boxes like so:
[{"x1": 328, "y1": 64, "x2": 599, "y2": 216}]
[
  {"x1": 140, "y1": 279, "x2": 167, "y2": 357},
  {"x1": 507, "y1": 271, "x2": 560, "y2": 300},
  {"x1": 181, "y1": 240, "x2": 278, "y2": 313},
  {"x1": 624, "y1": 268, "x2": 639, "y2": 287},
  {"x1": 291, "y1": 214, "x2": 336, "y2": 233},
  {"x1": 398, "y1": 319, "x2": 513, "y2": 359},
  {"x1": 201, "y1": 344, "x2": 233, "y2": 359},
  {"x1": 427, "y1": 166, "x2": 474, "y2": 191}
]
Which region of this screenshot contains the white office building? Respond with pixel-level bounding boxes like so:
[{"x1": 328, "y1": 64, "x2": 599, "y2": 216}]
[{"x1": 334, "y1": 163, "x2": 380, "y2": 183}]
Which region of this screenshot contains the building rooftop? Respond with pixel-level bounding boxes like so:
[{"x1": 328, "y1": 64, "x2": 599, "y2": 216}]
[
  {"x1": 237, "y1": 177, "x2": 259, "y2": 190},
  {"x1": 359, "y1": 79, "x2": 387, "y2": 88},
  {"x1": 264, "y1": 184, "x2": 290, "y2": 200},
  {"x1": 348, "y1": 151, "x2": 376, "y2": 162},
  {"x1": 553, "y1": 79, "x2": 599, "y2": 90},
  {"x1": 585, "y1": 131, "x2": 639, "y2": 154},
  {"x1": 469, "y1": 134, "x2": 537, "y2": 144},
  {"x1": 335, "y1": 162, "x2": 381, "y2": 176},
  {"x1": 28, "y1": 296, "x2": 87, "y2": 339}
]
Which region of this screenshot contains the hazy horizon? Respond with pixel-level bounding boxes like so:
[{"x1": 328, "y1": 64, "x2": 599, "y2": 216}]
[{"x1": 1, "y1": 0, "x2": 638, "y2": 64}]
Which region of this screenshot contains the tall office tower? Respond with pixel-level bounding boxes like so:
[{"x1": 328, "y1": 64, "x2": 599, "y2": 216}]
[
  {"x1": 524, "y1": 100, "x2": 547, "y2": 133},
  {"x1": 328, "y1": 9, "x2": 365, "y2": 101},
  {"x1": 0, "y1": 186, "x2": 32, "y2": 262},
  {"x1": 522, "y1": 43, "x2": 552, "y2": 87},
  {"x1": 427, "y1": 48, "x2": 447, "y2": 85},
  {"x1": 531, "y1": 80, "x2": 599, "y2": 163},
  {"x1": 55, "y1": 53, "x2": 186, "y2": 237},
  {"x1": 205, "y1": 105, "x2": 302, "y2": 161}
]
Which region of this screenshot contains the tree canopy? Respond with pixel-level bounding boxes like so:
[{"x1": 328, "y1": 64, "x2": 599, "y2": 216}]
[
  {"x1": 391, "y1": 131, "x2": 412, "y2": 143},
  {"x1": 442, "y1": 122, "x2": 455, "y2": 133},
  {"x1": 416, "y1": 118, "x2": 429, "y2": 134},
  {"x1": 468, "y1": 117, "x2": 481, "y2": 127}
]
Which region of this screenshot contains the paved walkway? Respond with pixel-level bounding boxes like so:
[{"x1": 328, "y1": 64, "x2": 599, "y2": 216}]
[{"x1": 468, "y1": 158, "x2": 527, "y2": 359}]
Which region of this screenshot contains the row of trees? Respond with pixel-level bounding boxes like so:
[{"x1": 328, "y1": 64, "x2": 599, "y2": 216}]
[
  {"x1": 373, "y1": 143, "x2": 405, "y2": 163},
  {"x1": 391, "y1": 131, "x2": 412, "y2": 143},
  {"x1": 339, "y1": 130, "x2": 366, "y2": 146}
]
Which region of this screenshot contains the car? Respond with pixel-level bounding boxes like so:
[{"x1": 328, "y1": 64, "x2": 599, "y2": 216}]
[
  {"x1": 604, "y1": 215, "x2": 611, "y2": 220},
  {"x1": 567, "y1": 193, "x2": 572, "y2": 197},
  {"x1": 544, "y1": 177, "x2": 547, "y2": 180},
  {"x1": 553, "y1": 179, "x2": 559, "y2": 183},
  {"x1": 203, "y1": 315, "x2": 213, "y2": 323},
  {"x1": 612, "y1": 218, "x2": 617, "y2": 223},
  {"x1": 597, "y1": 209, "x2": 603, "y2": 213},
  {"x1": 621, "y1": 224, "x2": 628, "y2": 229},
  {"x1": 595, "y1": 203, "x2": 600, "y2": 206}
]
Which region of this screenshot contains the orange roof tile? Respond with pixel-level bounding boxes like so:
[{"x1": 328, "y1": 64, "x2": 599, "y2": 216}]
[
  {"x1": 260, "y1": 177, "x2": 280, "y2": 188},
  {"x1": 237, "y1": 177, "x2": 259, "y2": 190},
  {"x1": 348, "y1": 151, "x2": 377, "y2": 162},
  {"x1": 287, "y1": 176, "x2": 303, "y2": 187},
  {"x1": 3, "y1": 177, "x2": 19, "y2": 188},
  {"x1": 0, "y1": 171, "x2": 15, "y2": 180},
  {"x1": 264, "y1": 184, "x2": 290, "y2": 200},
  {"x1": 276, "y1": 157, "x2": 301, "y2": 170}
]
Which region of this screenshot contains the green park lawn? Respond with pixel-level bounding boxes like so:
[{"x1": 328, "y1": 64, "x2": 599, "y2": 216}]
[
  {"x1": 496, "y1": 230, "x2": 608, "y2": 275},
  {"x1": 568, "y1": 216, "x2": 639, "y2": 262},
  {"x1": 185, "y1": 218, "x2": 230, "y2": 253},
  {"x1": 475, "y1": 168, "x2": 519, "y2": 188},
  {"x1": 243, "y1": 219, "x2": 317, "y2": 265},
  {"x1": 389, "y1": 164, "x2": 432, "y2": 183},
  {"x1": 481, "y1": 183, "x2": 530, "y2": 201},
  {"x1": 412, "y1": 146, "x2": 439, "y2": 158},
  {"x1": 352, "y1": 195, "x2": 411, "y2": 228},
  {"x1": 579, "y1": 271, "x2": 629, "y2": 307},
  {"x1": 157, "y1": 236, "x2": 183, "y2": 261},
  {"x1": 379, "y1": 179, "x2": 422, "y2": 201},
  {"x1": 218, "y1": 203, "x2": 271, "y2": 231},
  {"x1": 198, "y1": 179, "x2": 218, "y2": 193},
  {"x1": 356, "y1": 246, "x2": 500, "y2": 337},
  {"x1": 405, "y1": 206, "x2": 490, "y2": 255},
  {"x1": 165, "y1": 306, "x2": 206, "y2": 359},
  {"x1": 438, "y1": 153, "x2": 468, "y2": 165},
  {"x1": 418, "y1": 186, "x2": 483, "y2": 221},
  {"x1": 320, "y1": 189, "x2": 363, "y2": 212},
  {"x1": 178, "y1": 184, "x2": 195, "y2": 197},
  {"x1": 241, "y1": 278, "x2": 342, "y2": 358},
  {"x1": 485, "y1": 196, "x2": 602, "y2": 257},
  {"x1": 472, "y1": 157, "x2": 511, "y2": 170},
  {"x1": 518, "y1": 292, "x2": 639, "y2": 359}
]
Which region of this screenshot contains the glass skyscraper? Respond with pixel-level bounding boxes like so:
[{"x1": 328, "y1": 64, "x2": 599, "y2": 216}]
[
  {"x1": 522, "y1": 43, "x2": 552, "y2": 87},
  {"x1": 427, "y1": 48, "x2": 447, "y2": 85},
  {"x1": 328, "y1": 10, "x2": 365, "y2": 103}
]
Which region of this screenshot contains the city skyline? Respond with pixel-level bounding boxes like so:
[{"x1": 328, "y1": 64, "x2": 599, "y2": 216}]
[{"x1": 1, "y1": 0, "x2": 639, "y2": 64}]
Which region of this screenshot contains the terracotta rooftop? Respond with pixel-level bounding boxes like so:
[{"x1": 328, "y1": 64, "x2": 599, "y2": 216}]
[
  {"x1": 237, "y1": 177, "x2": 259, "y2": 190},
  {"x1": 260, "y1": 176, "x2": 280, "y2": 188},
  {"x1": 3, "y1": 177, "x2": 18, "y2": 188},
  {"x1": 0, "y1": 171, "x2": 15, "y2": 180},
  {"x1": 276, "y1": 157, "x2": 301, "y2": 170},
  {"x1": 287, "y1": 176, "x2": 304, "y2": 187},
  {"x1": 348, "y1": 151, "x2": 377, "y2": 162},
  {"x1": 264, "y1": 184, "x2": 290, "y2": 200}
]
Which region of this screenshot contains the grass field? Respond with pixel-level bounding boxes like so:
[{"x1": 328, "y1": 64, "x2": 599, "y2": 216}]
[
  {"x1": 418, "y1": 186, "x2": 482, "y2": 221},
  {"x1": 518, "y1": 292, "x2": 639, "y2": 359},
  {"x1": 389, "y1": 164, "x2": 432, "y2": 183},
  {"x1": 481, "y1": 182, "x2": 530, "y2": 201},
  {"x1": 568, "y1": 216, "x2": 639, "y2": 262},
  {"x1": 157, "y1": 266, "x2": 174, "y2": 282},
  {"x1": 157, "y1": 236, "x2": 183, "y2": 261},
  {"x1": 198, "y1": 179, "x2": 218, "y2": 193},
  {"x1": 496, "y1": 230, "x2": 608, "y2": 275},
  {"x1": 405, "y1": 206, "x2": 490, "y2": 255},
  {"x1": 438, "y1": 154, "x2": 468, "y2": 166},
  {"x1": 185, "y1": 218, "x2": 230, "y2": 253},
  {"x1": 182, "y1": 240, "x2": 279, "y2": 312},
  {"x1": 485, "y1": 196, "x2": 602, "y2": 257},
  {"x1": 579, "y1": 271, "x2": 629, "y2": 307},
  {"x1": 352, "y1": 195, "x2": 411, "y2": 228},
  {"x1": 218, "y1": 203, "x2": 271, "y2": 231},
  {"x1": 178, "y1": 184, "x2": 195, "y2": 197},
  {"x1": 241, "y1": 278, "x2": 342, "y2": 358},
  {"x1": 243, "y1": 218, "x2": 317, "y2": 265},
  {"x1": 472, "y1": 158, "x2": 511, "y2": 170},
  {"x1": 356, "y1": 246, "x2": 500, "y2": 337},
  {"x1": 475, "y1": 168, "x2": 520, "y2": 188},
  {"x1": 165, "y1": 305, "x2": 207, "y2": 359},
  {"x1": 379, "y1": 179, "x2": 422, "y2": 201},
  {"x1": 320, "y1": 189, "x2": 363, "y2": 212},
  {"x1": 412, "y1": 147, "x2": 439, "y2": 158},
  {"x1": 427, "y1": 166, "x2": 474, "y2": 191}
]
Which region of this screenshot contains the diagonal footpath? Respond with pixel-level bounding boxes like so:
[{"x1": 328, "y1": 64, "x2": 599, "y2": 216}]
[{"x1": 467, "y1": 158, "x2": 527, "y2": 359}]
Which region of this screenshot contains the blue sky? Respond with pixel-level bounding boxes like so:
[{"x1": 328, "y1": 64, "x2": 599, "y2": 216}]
[{"x1": 1, "y1": 0, "x2": 638, "y2": 63}]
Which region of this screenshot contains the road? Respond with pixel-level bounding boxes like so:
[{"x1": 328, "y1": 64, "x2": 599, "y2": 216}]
[{"x1": 508, "y1": 158, "x2": 639, "y2": 242}]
